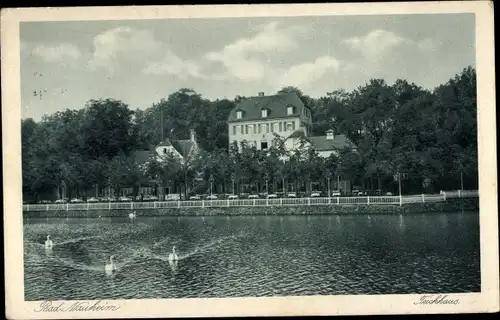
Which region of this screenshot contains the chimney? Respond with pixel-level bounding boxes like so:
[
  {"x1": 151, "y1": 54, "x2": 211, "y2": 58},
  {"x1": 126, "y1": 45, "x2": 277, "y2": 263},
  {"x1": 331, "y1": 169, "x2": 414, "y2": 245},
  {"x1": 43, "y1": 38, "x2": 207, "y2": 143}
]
[
  {"x1": 190, "y1": 129, "x2": 196, "y2": 142},
  {"x1": 258, "y1": 92, "x2": 264, "y2": 97},
  {"x1": 326, "y1": 129, "x2": 334, "y2": 140}
]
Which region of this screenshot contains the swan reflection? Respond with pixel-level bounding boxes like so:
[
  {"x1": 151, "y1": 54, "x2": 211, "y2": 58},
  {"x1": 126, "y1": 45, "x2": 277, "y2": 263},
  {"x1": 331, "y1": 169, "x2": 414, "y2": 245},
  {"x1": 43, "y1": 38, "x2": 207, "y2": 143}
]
[{"x1": 169, "y1": 259, "x2": 178, "y2": 274}]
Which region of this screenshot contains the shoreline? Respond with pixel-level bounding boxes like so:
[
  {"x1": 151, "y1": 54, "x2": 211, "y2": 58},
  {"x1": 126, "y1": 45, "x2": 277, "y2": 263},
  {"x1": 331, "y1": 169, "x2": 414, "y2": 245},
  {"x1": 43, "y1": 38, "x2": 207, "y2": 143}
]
[{"x1": 23, "y1": 198, "x2": 479, "y2": 218}]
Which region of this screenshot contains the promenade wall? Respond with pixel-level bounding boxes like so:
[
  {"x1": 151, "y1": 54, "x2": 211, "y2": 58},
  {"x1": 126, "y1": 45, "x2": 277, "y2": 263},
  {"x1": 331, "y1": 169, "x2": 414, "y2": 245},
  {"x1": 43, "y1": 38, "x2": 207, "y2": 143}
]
[{"x1": 23, "y1": 198, "x2": 479, "y2": 218}]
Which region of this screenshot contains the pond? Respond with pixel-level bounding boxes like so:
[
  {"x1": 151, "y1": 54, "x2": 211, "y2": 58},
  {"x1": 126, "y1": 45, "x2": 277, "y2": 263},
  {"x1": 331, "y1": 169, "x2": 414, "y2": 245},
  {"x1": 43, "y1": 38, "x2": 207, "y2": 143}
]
[{"x1": 24, "y1": 211, "x2": 480, "y2": 300}]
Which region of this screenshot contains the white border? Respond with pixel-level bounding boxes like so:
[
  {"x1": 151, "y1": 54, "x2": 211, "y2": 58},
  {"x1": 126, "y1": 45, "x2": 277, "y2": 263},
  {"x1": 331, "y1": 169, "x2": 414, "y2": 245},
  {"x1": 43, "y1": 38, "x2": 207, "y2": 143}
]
[{"x1": 2, "y1": 2, "x2": 498, "y2": 318}]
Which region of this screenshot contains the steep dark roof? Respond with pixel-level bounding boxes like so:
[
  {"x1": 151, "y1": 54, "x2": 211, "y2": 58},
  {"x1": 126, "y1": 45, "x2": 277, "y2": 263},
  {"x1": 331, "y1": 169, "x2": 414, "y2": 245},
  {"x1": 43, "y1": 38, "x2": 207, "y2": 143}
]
[
  {"x1": 170, "y1": 140, "x2": 196, "y2": 158},
  {"x1": 156, "y1": 137, "x2": 197, "y2": 159},
  {"x1": 228, "y1": 92, "x2": 306, "y2": 123},
  {"x1": 308, "y1": 134, "x2": 353, "y2": 151}
]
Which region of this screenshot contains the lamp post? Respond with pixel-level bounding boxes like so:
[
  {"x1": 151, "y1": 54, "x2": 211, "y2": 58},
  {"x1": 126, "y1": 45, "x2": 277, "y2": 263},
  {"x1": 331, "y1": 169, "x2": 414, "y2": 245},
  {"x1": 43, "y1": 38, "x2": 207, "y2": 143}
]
[
  {"x1": 460, "y1": 170, "x2": 464, "y2": 192},
  {"x1": 231, "y1": 173, "x2": 235, "y2": 195},
  {"x1": 264, "y1": 173, "x2": 269, "y2": 195},
  {"x1": 396, "y1": 171, "x2": 407, "y2": 206},
  {"x1": 209, "y1": 174, "x2": 214, "y2": 196},
  {"x1": 326, "y1": 171, "x2": 332, "y2": 198}
]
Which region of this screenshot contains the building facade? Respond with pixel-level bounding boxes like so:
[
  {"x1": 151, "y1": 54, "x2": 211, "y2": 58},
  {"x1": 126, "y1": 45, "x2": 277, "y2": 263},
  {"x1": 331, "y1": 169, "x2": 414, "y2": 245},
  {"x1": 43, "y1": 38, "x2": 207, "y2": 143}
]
[{"x1": 227, "y1": 92, "x2": 313, "y2": 150}]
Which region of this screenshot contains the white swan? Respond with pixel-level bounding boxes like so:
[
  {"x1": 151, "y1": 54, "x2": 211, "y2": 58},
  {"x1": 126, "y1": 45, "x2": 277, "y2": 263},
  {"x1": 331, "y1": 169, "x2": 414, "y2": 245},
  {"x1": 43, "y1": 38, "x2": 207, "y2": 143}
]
[
  {"x1": 44, "y1": 235, "x2": 53, "y2": 249},
  {"x1": 128, "y1": 211, "x2": 136, "y2": 220},
  {"x1": 105, "y1": 255, "x2": 117, "y2": 275},
  {"x1": 168, "y1": 246, "x2": 179, "y2": 262}
]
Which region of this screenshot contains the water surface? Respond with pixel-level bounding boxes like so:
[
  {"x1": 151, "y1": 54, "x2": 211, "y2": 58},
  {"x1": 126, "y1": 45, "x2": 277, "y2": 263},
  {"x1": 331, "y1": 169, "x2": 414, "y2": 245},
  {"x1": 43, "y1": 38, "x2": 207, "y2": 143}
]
[{"x1": 24, "y1": 212, "x2": 480, "y2": 300}]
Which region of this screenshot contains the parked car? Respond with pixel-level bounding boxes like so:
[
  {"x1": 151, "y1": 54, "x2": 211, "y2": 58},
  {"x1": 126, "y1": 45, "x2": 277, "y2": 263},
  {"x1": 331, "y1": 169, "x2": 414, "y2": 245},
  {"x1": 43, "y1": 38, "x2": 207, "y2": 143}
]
[
  {"x1": 87, "y1": 197, "x2": 99, "y2": 203},
  {"x1": 310, "y1": 191, "x2": 321, "y2": 197},
  {"x1": 55, "y1": 199, "x2": 67, "y2": 204},
  {"x1": 143, "y1": 195, "x2": 159, "y2": 201},
  {"x1": 101, "y1": 196, "x2": 113, "y2": 202},
  {"x1": 386, "y1": 192, "x2": 393, "y2": 196},
  {"x1": 228, "y1": 195, "x2": 239, "y2": 200},
  {"x1": 248, "y1": 194, "x2": 259, "y2": 199},
  {"x1": 206, "y1": 195, "x2": 218, "y2": 200},
  {"x1": 287, "y1": 192, "x2": 297, "y2": 198},
  {"x1": 267, "y1": 193, "x2": 278, "y2": 198},
  {"x1": 331, "y1": 190, "x2": 341, "y2": 197},
  {"x1": 189, "y1": 195, "x2": 201, "y2": 200},
  {"x1": 38, "y1": 200, "x2": 52, "y2": 204},
  {"x1": 70, "y1": 198, "x2": 84, "y2": 203},
  {"x1": 119, "y1": 196, "x2": 132, "y2": 202}
]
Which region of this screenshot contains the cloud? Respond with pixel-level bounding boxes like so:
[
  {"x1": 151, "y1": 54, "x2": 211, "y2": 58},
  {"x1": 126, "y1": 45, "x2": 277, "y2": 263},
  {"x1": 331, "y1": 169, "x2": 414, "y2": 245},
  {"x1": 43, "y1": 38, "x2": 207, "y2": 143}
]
[
  {"x1": 275, "y1": 56, "x2": 341, "y2": 88},
  {"x1": 143, "y1": 21, "x2": 308, "y2": 83},
  {"x1": 32, "y1": 43, "x2": 81, "y2": 63},
  {"x1": 203, "y1": 22, "x2": 304, "y2": 82},
  {"x1": 143, "y1": 51, "x2": 206, "y2": 79},
  {"x1": 417, "y1": 38, "x2": 440, "y2": 53},
  {"x1": 343, "y1": 29, "x2": 411, "y2": 60},
  {"x1": 89, "y1": 27, "x2": 164, "y2": 73}
]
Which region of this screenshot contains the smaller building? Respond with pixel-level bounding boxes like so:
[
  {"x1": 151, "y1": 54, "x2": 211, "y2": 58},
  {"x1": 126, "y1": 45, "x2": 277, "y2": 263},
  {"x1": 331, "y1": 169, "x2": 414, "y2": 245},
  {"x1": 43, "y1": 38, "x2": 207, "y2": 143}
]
[
  {"x1": 120, "y1": 129, "x2": 200, "y2": 199},
  {"x1": 284, "y1": 128, "x2": 356, "y2": 158},
  {"x1": 154, "y1": 129, "x2": 199, "y2": 164}
]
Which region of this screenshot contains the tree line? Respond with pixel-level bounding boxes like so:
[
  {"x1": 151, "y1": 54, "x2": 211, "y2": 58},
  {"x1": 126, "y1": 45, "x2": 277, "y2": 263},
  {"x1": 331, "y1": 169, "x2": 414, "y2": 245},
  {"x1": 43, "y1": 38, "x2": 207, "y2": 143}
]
[{"x1": 22, "y1": 66, "x2": 478, "y2": 201}]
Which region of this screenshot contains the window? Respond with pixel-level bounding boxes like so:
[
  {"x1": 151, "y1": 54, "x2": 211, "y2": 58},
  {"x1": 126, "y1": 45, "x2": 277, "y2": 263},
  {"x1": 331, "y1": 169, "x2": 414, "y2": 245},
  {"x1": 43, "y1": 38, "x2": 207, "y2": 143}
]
[
  {"x1": 271, "y1": 123, "x2": 274, "y2": 133},
  {"x1": 258, "y1": 124, "x2": 262, "y2": 133},
  {"x1": 261, "y1": 141, "x2": 268, "y2": 150},
  {"x1": 287, "y1": 123, "x2": 293, "y2": 131},
  {"x1": 266, "y1": 123, "x2": 269, "y2": 133},
  {"x1": 245, "y1": 125, "x2": 249, "y2": 134},
  {"x1": 287, "y1": 106, "x2": 293, "y2": 115},
  {"x1": 253, "y1": 124, "x2": 256, "y2": 134},
  {"x1": 261, "y1": 109, "x2": 268, "y2": 118},
  {"x1": 237, "y1": 110, "x2": 242, "y2": 119},
  {"x1": 279, "y1": 122, "x2": 282, "y2": 132},
  {"x1": 253, "y1": 141, "x2": 257, "y2": 147},
  {"x1": 233, "y1": 125, "x2": 236, "y2": 135},
  {"x1": 163, "y1": 148, "x2": 167, "y2": 154},
  {"x1": 292, "y1": 121, "x2": 296, "y2": 131},
  {"x1": 240, "y1": 126, "x2": 244, "y2": 134},
  {"x1": 283, "y1": 122, "x2": 287, "y2": 132}
]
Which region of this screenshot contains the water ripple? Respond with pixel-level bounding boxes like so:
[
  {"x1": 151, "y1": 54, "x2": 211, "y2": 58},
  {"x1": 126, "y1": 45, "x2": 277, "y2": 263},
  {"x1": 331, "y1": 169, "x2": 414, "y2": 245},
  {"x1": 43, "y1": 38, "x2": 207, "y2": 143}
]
[{"x1": 24, "y1": 213, "x2": 480, "y2": 300}]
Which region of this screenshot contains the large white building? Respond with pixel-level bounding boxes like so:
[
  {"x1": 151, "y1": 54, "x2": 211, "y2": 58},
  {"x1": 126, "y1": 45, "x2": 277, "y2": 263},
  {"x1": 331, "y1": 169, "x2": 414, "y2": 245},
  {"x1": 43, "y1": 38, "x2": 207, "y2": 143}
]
[
  {"x1": 227, "y1": 92, "x2": 313, "y2": 151},
  {"x1": 227, "y1": 92, "x2": 354, "y2": 157}
]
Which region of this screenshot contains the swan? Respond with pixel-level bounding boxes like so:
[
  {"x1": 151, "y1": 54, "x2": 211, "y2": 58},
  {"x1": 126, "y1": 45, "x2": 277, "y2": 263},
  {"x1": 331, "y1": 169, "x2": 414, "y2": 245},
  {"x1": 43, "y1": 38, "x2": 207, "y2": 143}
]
[
  {"x1": 168, "y1": 246, "x2": 179, "y2": 262},
  {"x1": 44, "y1": 235, "x2": 53, "y2": 249},
  {"x1": 105, "y1": 255, "x2": 117, "y2": 275},
  {"x1": 128, "y1": 211, "x2": 136, "y2": 219}
]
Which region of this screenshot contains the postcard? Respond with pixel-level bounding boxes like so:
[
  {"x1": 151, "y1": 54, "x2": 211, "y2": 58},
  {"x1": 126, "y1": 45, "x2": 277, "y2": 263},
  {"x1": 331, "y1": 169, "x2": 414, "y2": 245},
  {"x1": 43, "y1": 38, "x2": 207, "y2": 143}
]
[{"x1": 2, "y1": 1, "x2": 498, "y2": 318}]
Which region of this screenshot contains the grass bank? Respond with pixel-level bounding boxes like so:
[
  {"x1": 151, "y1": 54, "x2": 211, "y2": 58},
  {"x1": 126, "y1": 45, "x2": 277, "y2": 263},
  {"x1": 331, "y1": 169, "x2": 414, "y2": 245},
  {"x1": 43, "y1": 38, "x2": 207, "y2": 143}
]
[{"x1": 23, "y1": 198, "x2": 479, "y2": 218}]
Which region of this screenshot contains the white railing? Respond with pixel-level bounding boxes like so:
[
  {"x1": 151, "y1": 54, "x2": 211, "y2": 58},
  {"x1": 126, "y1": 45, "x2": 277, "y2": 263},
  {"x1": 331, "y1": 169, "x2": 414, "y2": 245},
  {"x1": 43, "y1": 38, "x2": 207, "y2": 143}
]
[
  {"x1": 441, "y1": 190, "x2": 479, "y2": 199},
  {"x1": 22, "y1": 193, "x2": 457, "y2": 212}
]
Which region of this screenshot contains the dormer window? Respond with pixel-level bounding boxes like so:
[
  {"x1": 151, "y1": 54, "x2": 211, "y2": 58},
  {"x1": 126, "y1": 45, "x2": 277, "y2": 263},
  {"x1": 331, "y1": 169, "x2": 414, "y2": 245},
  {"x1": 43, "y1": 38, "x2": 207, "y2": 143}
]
[
  {"x1": 163, "y1": 148, "x2": 167, "y2": 154},
  {"x1": 261, "y1": 108, "x2": 268, "y2": 118},
  {"x1": 236, "y1": 110, "x2": 243, "y2": 119},
  {"x1": 287, "y1": 106, "x2": 294, "y2": 115}
]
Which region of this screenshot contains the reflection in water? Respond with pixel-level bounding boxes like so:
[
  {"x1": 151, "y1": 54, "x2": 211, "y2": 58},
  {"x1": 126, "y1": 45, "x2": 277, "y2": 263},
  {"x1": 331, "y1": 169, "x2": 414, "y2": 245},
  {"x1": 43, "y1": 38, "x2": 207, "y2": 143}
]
[
  {"x1": 24, "y1": 212, "x2": 480, "y2": 300},
  {"x1": 169, "y1": 259, "x2": 178, "y2": 274}
]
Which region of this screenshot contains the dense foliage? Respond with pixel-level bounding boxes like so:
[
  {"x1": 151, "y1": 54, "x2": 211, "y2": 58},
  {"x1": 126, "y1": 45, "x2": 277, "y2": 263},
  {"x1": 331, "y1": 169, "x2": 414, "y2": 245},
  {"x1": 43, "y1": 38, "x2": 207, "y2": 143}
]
[{"x1": 22, "y1": 67, "x2": 478, "y2": 200}]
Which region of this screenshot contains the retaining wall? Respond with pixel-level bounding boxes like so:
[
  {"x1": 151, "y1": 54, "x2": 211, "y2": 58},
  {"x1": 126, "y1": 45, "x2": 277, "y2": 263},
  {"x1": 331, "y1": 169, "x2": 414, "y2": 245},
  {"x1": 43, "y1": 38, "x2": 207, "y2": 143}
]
[{"x1": 23, "y1": 198, "x2": 479, "y2": 218}]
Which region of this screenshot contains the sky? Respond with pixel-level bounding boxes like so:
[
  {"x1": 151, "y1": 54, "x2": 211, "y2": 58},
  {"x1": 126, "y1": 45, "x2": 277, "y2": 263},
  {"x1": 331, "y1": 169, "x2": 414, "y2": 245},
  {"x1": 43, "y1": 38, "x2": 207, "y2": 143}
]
[{"x1": 20, "y1": 13, "x2": 475, "y2": 120}]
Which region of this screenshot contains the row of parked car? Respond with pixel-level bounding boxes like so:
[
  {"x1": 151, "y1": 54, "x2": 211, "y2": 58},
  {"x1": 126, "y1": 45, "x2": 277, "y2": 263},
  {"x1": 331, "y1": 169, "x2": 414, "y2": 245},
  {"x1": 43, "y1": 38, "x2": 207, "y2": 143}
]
[
  {"x1": 30, "y1": 189, "x2": 395, "y2": 204},
  {"x1": 187, "y1": 190, "x2": 344, "y2": 200},
  {"x1": 33, "y1": 195, "x2": 161, "y2": 204}
]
